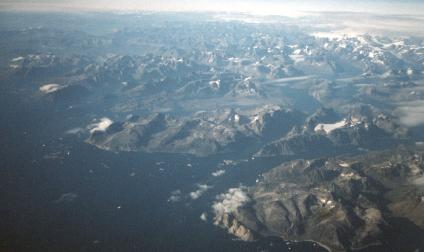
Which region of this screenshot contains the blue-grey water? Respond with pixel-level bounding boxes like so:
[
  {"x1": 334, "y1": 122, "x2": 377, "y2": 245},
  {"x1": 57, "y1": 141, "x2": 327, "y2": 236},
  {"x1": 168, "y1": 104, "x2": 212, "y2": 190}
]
[{"x1": 0, "y1": 81, "x2": 326, "y2": 252}]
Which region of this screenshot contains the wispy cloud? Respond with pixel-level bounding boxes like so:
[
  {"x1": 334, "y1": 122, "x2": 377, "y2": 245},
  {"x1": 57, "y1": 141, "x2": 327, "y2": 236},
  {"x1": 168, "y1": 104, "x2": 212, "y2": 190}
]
[
  {"x1": 211, "y1": 169, "x2": 226, "y2": 177},
  {"x1": 167, "y1": 190, "x2": 182, "y2": 202},
  {"x1": 396, "y1": 100, "x2": 424, "y2": 127},
  {"x1": 2, "y1": 0, "x2": 424, "y2": 17},
  {"x1": 190, "y1": 184, "x2": 213, "y2": 200},
  {"x1": 54, "y1": 192, "x2": 78, "y2": 203}
]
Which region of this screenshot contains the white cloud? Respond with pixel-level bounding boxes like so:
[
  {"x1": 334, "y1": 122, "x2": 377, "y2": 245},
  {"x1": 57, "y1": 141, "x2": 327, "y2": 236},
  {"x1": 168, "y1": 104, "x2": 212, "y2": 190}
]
[
  {"x1": 11, "y1": 56, "x2": 24, "y2": 62},
  {"x1": 212, "y1": 169, "x2": 226, "y2": 177},
  {"x1": 167, "y1": 190, "x2": 182, "y2": 203},
  {"x1": 212, "y1": 187, "x2": 250, "y2": 217},
  {"x1": 54, "y1": 193, "x2": 78, "y2": 203},
  {"x1": 66, "y1": 127, "x2": 85, "y2": 135},
  {"x1": 2, "y1": 1, "x2": 424, "y2": 18},
  {"x1": 89, "y1": 117, "x2": 113, "y2": 133},
  {"x1": 200, "y1": 212, "x2": 208, "y2": 222},
  {"x1": 190, "y1": 184, "x2": 213, "y2": 200},
  {"x1": 39, "y1": 84, "x2": 62, "y2": 94}
]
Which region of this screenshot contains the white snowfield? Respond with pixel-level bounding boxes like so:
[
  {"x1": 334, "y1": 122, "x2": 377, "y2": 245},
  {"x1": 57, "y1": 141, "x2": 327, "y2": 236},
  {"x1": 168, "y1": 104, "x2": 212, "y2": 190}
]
[
  {"x1": 314, "y1": 117, "x2": 364, "y2": 134},
  {"x1": 314, "y1": 119, "x2": 348, "y2": 134}
]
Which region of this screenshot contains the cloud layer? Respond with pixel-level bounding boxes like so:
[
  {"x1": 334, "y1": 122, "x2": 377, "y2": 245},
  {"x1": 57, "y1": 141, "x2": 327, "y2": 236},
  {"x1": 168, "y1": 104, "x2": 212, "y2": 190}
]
[
  {"x1": 2, "y1": 0, "x2": 424, "y2": 17},
  {"x1": 396, "y1": 101, "x2": 424, "y2": 127}
]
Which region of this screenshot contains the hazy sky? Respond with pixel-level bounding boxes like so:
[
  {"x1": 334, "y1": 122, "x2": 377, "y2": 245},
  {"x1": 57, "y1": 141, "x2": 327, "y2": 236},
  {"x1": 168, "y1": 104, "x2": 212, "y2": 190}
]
[{"x1": 1, "y1": 0, "x2": 424, "y2": 16}]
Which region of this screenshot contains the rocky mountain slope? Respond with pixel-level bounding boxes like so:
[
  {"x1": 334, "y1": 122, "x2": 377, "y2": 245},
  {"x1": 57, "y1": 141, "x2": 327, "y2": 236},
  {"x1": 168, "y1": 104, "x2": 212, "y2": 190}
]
[
  {"x1": 212, "y1": 147, "x2": 424, "y2": 251},
  {"x1": 86, "y1": 106, "x2": 305, "y2": 156}
]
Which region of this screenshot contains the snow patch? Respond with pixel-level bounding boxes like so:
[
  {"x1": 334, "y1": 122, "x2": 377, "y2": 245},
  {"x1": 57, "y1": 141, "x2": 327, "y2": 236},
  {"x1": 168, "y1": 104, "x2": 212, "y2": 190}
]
[
  {"x1": 338, "y1": 162, "x2": 350, "y2": 168},
  {"x1": 234, "y1": 114, "x2": 240, "y2": 123},
  {"x1": 209, "y1": 80, "x2": 221, "y2": 89},
  {"x1": 314, "y1": 119, "x2": 348, "y2": 134}
]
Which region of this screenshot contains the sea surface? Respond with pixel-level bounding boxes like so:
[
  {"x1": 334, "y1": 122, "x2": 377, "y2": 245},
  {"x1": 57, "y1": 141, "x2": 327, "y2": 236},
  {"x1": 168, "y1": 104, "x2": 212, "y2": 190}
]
[{"x1": 0, "y1": 85, "x2": 326, "y2": 252}]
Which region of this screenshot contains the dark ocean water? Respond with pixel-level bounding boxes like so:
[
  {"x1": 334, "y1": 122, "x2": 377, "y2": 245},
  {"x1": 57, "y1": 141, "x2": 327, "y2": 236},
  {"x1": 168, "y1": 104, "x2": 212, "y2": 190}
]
[{"x1": 0, "y1": 88, "x2": 326, "y2": 252}]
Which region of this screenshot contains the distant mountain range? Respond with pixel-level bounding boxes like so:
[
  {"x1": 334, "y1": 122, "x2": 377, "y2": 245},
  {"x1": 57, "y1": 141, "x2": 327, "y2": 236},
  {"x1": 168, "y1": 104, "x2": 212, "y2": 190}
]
[{"x1": 2, "y1": 12, "x2": 424, "y2": 251}]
